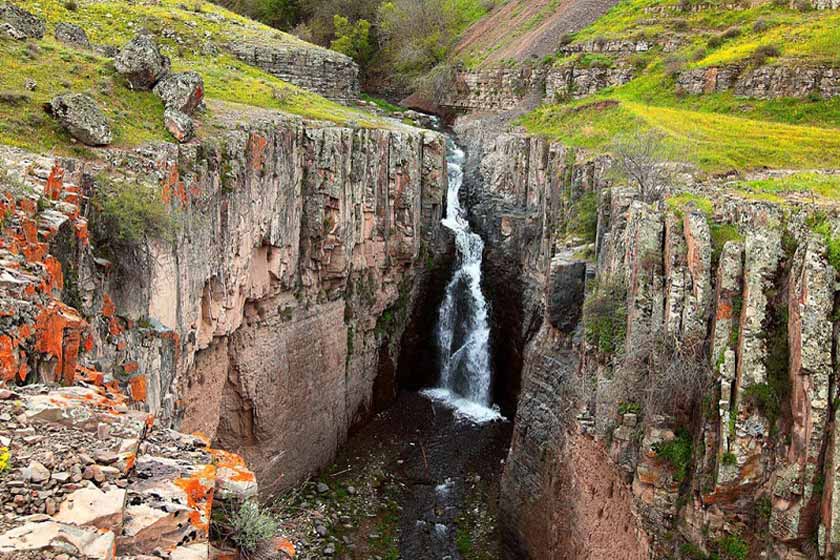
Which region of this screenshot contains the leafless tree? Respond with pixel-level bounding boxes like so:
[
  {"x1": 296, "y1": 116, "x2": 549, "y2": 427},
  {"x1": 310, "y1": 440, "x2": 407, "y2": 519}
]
[
  {"x1": 609, "y1": 130, "x2": 674, "y2": 203},
  {"x1": 611, "y1": 332, "x2": 712, "y2": 417}
]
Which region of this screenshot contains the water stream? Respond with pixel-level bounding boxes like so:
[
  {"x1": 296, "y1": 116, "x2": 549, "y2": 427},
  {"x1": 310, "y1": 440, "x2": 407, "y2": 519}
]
[{"x1": 423, "y1": 136, "x2": 502, "y2": 423}]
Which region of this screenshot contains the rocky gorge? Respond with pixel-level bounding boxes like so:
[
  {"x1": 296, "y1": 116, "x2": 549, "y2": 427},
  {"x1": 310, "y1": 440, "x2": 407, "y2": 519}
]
[{"x1": 2, "y1": 0, "x2": 840, "y2": 558}]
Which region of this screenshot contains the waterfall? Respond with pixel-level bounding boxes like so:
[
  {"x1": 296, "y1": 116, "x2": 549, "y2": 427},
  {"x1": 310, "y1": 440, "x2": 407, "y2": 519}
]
[{"x1": 422, "y1": 136, "x2": 502, "y2": 423}]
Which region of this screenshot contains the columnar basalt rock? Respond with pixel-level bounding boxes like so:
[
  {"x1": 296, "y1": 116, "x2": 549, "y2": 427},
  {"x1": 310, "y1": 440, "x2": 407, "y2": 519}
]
[
  {"x1": 458, "y1": 117, "x2": 840, "y2": 558},
  {"x1": 0, "y1": 104, "x2": 446, "y2": 496},
  {"x1": 770, "y1": 236, "x2": 834, "y2": 543}
]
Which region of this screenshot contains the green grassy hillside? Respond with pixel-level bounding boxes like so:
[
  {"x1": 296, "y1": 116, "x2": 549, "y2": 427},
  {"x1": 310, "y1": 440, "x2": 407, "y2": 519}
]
[
  {"x1": 518, "y1": 0, "x2": 840, "y2": 175},
  {"x1": 0, "y1": 0, "x2": 384, "y2": 156}
]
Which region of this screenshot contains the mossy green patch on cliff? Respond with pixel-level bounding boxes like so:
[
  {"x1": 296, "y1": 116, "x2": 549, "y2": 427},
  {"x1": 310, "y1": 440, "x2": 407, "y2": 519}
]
[
  {"x1": 652, "y1": 428, "x2": 692, "y2": 482},
  {"x1": 583, "y1": 278, "x2": 627, "y2": 356},
  {"x1": 666, "y1": 193, "x2": 713, "y2": 217},
  {"x1": 735, "y1": 173, "x2": 840, "y2": 202}
]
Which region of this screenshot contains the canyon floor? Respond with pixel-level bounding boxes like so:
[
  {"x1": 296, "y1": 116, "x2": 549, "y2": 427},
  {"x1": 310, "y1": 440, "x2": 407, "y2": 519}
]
[{"x1": 271, "y1": 392, "x2": 512, "y2": 560}]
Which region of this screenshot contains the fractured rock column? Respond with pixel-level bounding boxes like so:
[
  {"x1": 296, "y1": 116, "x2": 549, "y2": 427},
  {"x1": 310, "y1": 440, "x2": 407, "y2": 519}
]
[{"x1": 771, "y1": 236, "x2": 834, "y2": 543}]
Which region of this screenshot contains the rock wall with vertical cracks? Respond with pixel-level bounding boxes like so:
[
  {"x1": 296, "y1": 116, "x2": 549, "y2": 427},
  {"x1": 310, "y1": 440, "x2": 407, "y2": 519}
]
[
  {"x1": 456, "y1": 115, "x2": 840, "y2": 559},
  {"x1": 0, "y1": 107, "x2": 447, "y2": 497}
]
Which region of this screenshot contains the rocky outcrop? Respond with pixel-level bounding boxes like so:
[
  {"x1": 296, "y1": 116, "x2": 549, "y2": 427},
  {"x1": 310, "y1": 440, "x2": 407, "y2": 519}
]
[
  {"x1": 0, "y1": 2, "x2": 44, "y2": 40},
  {"x1": 114, "y1": 33, "x2": 171, "y2": 90},
  {"x1": 0, "y1": 104, "x2": 445, "y2": 497},
  {"x1": 440, "y1": 63, "x2": 633, "y2": 112},
  {"x1": 228, "y1": 41, "x2": 360, "y2": 103},
  {"x1": 677, "y1": 64, "x2": 840, "y2": 99},
  {"x1": 0, "y1": 383, "x2": 263, "y2": 559}
]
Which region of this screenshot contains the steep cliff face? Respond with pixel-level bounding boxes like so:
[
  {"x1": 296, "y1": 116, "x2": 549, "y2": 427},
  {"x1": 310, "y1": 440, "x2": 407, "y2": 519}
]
[
  {"x1": 0, "y1": 105, "x2": 446, "y2": 495},
  {"x1": 459, "y1": 115, "x2": 840, "y2": 559}
]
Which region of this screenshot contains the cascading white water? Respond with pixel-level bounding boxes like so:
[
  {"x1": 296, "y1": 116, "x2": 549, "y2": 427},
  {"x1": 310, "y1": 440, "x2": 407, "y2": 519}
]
[{"x1": 422, "y1": 137, "x2": 502, "y2": 423}]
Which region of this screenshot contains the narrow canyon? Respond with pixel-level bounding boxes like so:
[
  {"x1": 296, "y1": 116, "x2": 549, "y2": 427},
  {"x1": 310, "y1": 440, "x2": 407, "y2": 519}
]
[{"x1": 1, "y1": 0, "x2": 840, "y2": 559}]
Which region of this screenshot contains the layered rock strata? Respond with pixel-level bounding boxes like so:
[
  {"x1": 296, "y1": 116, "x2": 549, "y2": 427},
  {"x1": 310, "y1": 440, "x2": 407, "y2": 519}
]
[{"x1": 440, "y1": 63, "x2": 634, "y2": 112}]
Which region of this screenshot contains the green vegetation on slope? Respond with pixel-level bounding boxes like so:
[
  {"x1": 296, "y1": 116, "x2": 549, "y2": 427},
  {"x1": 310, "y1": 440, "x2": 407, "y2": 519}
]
[
  {"x1": 0, "y1": 0, "x2": 386, "y2": 155},
  {"x1": 518, "y1": 0, "x2": 840, "y2": 175}
]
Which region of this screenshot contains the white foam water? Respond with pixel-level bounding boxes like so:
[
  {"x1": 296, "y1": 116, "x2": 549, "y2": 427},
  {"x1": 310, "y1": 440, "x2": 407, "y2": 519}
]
[{"x1": 424, "y1": 136, "x2": 503, "y2": 424}]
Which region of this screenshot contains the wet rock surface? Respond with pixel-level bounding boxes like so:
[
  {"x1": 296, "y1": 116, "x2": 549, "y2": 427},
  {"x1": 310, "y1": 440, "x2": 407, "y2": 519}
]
[{"x1": 274, "y1": 391, "x2": 511, "y2": 559}]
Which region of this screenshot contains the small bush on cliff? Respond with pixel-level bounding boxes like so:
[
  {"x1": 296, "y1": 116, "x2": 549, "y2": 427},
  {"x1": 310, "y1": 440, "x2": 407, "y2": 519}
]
[
  {"x1": 583, "y1": 278, "x2": 627, "y2": 355},
  {"x1": 217, "y1": 500, "x2": 278, "y2": 558},
  {"x1": 89, "y1": 176, "x2": 176, "y2": 260},
  {"x1": 608, "y1": 130, "x2": 674, "y2": 203},
  {"x1": 652, "y1": 428, "x2": 692, "y2": 482},
  {"x1": 0, "y1": 447, "x2": 10, "y2": 474},
  {"x1": 617, "y1": 334, "x2": 712, "y2": 417},
  {"x1": 715, "y1": 534, "x2": 748, "y2": 560}
]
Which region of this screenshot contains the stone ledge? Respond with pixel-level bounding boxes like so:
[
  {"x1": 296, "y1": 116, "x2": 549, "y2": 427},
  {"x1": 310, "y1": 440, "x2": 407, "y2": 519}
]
[{"x1": 676, "y1": 63, "x2": 840, "y2": 99}]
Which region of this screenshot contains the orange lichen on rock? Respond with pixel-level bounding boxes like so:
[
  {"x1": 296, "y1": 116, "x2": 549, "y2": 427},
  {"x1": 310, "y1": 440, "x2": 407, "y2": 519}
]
[
  {"x1": 174, "y1": 463, "x2": 216, "y2": 532},
  {"x1": 101, "y1": 294, "x2": 123, "y2": 336},
  {"x1": 77, "y1": 366, "x2": 105, "y2": 386},
  {"x1": 44, "y1": 164, "x2": 65, "y2": 200},
  {"x1": 162, "y1": 164, "x2": 188, "y2": 206},
  {"x1": 209, "y1": 448, "x2": 256, "y2": 482},
  {"x1": 43, "y1": 255, "x2": 64, "y2": 293},
  {"x1": 128, "y1": 374, "x2": 147, "y2": 402},
  {"x1": 276, "y1": 538, "x2": 296, "y2": 558},
  {"x1": 247, "y1": 133, "x2": 268, "y2": 172},
  {"x1": 0, "y1": 334, "x2": 19, "y2": 382},
  {"x1": 75, "y1": 220, "x2": 89, "y2": 243},
  {"x1": 34, "y1": 301, "x2": 88, "y2": 384}
]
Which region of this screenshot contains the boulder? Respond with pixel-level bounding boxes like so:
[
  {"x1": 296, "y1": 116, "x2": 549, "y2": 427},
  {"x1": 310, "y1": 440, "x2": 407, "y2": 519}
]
[
  {"x1": 0, "y1": 520, "x2": 116, "y2": 558},
  {"x1": 54, "y1": 485, "x2": 126, "y2": 529},
  {"x1": 54, "y1": 21, "x2": 90, "y2": 48},
  {"x1": 114, "y1": 33, "x2": 170, "y2": 90},
  {"x1": 153, "y1": 71, "x2": 204, "y2": 114},
  {"x1": 47, "y1": 93, "x2": 112, "y2": 146},
  {"x1": 163, "y1": 108, "x2": 194, "y2": 143},
  {"x1": 0, "y1": 3, "x2": 45, "y2": 39}
]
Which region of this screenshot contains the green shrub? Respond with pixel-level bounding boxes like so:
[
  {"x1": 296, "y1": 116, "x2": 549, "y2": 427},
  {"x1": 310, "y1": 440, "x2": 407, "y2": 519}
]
[
  {"x1": 577, "y1": 53, "x2": 615, "y2": 69},
  {"x1": 716, "y1": 535, "x2": 748, "y2": 560},
  {"x1": 753, "y1": 17, "x2": 771, "y2": 33},
  {"x1": 752, "y1": 44, "x2": 781, "y2": 65},
  {"x1": 0, "y1": 447, "x2": 10, "y2": 474},
  {"x1": 583, "y1": 278, "x2": 627, "y2": 355},
  {"x1": 89, "y1": 177, "x2": 175, "y2": 261},
  {"x1": 330, "y1": 15, "x2": 373, "y2": 66},
  {"x1": 618, "y1": 402, "x2": 641, "y2": 415},
  {"x1": 680, "y1": 542, "x2": 708, "y2": 560},
  {"x1": 721, "y1": 451, "x2": 737, "y2": 466},
  {"x1": 567, "y1": 192, "x2": 598, "y2": 243},
  {"x1": 228, "y1": 501, "x2": 278, "y2": 555},
  {"x1": 652, "y1": 428, "x2": 692, "y2": 482}
]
